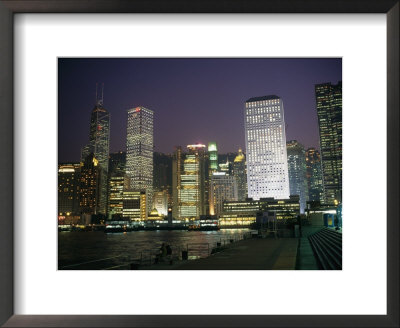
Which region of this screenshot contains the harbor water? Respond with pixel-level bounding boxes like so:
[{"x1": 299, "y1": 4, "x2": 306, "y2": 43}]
[{"x1": 58, "y1": 228, "x2": 251, "y2": 269}]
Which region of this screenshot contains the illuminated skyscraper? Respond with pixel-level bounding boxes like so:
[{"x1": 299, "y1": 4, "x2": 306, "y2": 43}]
[
  {"x1": 305, "y1": 148, "x2": 324, "y2": 202},
  {"x1": 244, "y1": 95, "x2": 290, "y2": 200},
  {"x1": 286, "y1": 140, "x2": 308, "y2": 213},
  {"x1": 315, "y1": 82, "x2": 342, "y2": 205},
  {"x1": 233, "y1": 148, "x2": 247, "y2": 201},
  {"x1": 81, "y1": 85, "x2": 110, "y2": 214},
  {"x1": 208, "y1": 142, "x2": 218, "y2": 171},
  {"x1": 178, "y1": 144, "x2": 206, "y2": 220},
  {"x1": 79, "y1": 153, "x2": 102, "y2": 215},
  {"x1": 58, "y1": 163, "x2": 81, "y2": 216},
  {"x1": 152, "y1": 190, "x2": 168, "y2": 216},
  {"x1": 126, "y1": 106, "x2": 154, "y2": 211},
  {"x1": 122, "y1": 190, "x2": 147, "y2": 221},
  {"x1": 172, "y1": 146, "x2": 183, "y2": 219},
  {"x1": 209, "y1": 172, "x2": 238, "y2": 216},
  {"x1": 107, "y1": 175, "x2": 130, "y2": 218}
]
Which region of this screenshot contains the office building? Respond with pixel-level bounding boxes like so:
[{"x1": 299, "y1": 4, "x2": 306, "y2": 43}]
[
  {"x1": 79, "y1": 153, "x2": 102, "y2": 215},
  {"x1": 153, "y1": 152, "x2": 172, "y2": 193},
  {"x1": 305, "y1": 148, "x2": 324, "y2": 202},
  {"x1": 315, "y1": 82, "x2": 342, "y2": 205},
  {"x1": 178, "y1": 144, "x2": 206, "y2": 220},
  {"x1": 208, "y1": 142, "x2": 218, "y2": 171},
  {"x1": 245, "y1": 95, "x2": 290, "y2": 200},
  {"x1": 126, "y1": 106, "x2": 154, "y2": 211},
  {"x1": 108, "y1": 151, "x2": 126, "y2": 176},
  {"x1": 122, "y1": 190, "x2": 147, "y2": 221},
  {"x1": 209, "y1": 172, "x2": 238, "y2": 216},
  {"x1": 233, "y1": 148, "x2": 247, "y2": 201},
  {"x1": 153, "y1": 190, "x2": 168, "y2": 216},
  {"x1": 58, "y1": 163, "x2": 81, "y2": 216},
  {"x1": 172, "y1": 146, "x2": 183, "y2": 219},
  {"x1": 286, "y1": 140, "x2": 308, "y2": 213},
  {"x1": 107, "y1": 175, "x2": 130, "y2": 218},
  {"x1": 223, "y1": 195, "x2": 300, "y2": 221},
  {"x1": 81, "y1": 86, "x2": 110, "y2": 214}
]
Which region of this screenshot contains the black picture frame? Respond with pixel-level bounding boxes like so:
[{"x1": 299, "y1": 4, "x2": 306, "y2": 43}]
[{"x1": 0, "y1": 1, "x2": 398, "y2": 327}]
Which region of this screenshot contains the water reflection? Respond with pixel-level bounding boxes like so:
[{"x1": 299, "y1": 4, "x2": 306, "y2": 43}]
[{"x1": 58, "y1": 229, "x2": 250, "y2": 268}]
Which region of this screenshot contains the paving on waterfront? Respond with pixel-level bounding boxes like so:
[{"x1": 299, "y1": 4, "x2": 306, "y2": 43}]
[{"x1": 146, "y1": 237, "x2": 299, "y2": 270}]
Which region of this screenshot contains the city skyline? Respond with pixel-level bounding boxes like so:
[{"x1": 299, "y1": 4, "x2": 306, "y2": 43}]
[{"x1": 58, "y1": 58, "x2": 342, "y2": 162}]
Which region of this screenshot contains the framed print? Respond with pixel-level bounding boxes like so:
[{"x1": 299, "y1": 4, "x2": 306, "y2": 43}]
[{"x1": 0, "y1": 0, "x2": 398, "y2": 327}]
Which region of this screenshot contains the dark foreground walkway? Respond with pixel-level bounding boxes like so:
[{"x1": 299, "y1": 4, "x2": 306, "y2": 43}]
[{"x1": 147, "y1": 238, "x2": 299, "y2": 270}]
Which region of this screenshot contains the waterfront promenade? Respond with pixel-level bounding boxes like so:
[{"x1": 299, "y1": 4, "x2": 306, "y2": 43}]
[{"x1": 147, "y1": 237, "x2": 299, "y2": 270}]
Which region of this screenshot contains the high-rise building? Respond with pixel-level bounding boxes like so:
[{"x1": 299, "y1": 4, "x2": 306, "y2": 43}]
[
  {"x1": 107, "y1": 175, "x2": 130, "y2": 218},
  {"x1": 286, "y1": 140, "x2": 308, "y2": 213},
  {"x1": 218, "y1": 160, "x2": 230, "y2": 174},
  {"x1": 209, "y1": 172, "x2": 238, "y2": 216},
  {"x1": 152, "y1": 190, "x2": 168, "y2": 216},
  {"x1": 79, "y1": 153, "x2": 102, "y2": 215},
  {"x1": 172, "y1": 146, "x2": 183, "y2": 220},
  {"x1": 178, "y1": 144, "x2": 206, "y2": 220},
  {"x1": 122, "y1": 190, "x2": 147, "y2": 221},
  {"x1": 126, "y1": 106, "x2": 154, "y2": 212},
  {"x1": 233, "y1": 148, "x2": 247, "y2": 201},
  {"x1": 58, "y1": 163, "x2": 81, "y2": 216},
  {"x1": 153, "y1": 152, "x2": 172, "y2": 193},
  {"x1": 108, "y1": 151, "x2": 126, "y2": 176},
  {"x1": 81, "y1": 85, "x2": 110, "y2": 215},
  {"x1": 305, "y1": 148, "x2": 324, "y2": 202},
  {"x1": 208, "y1": 142, "x2": 218, "y2": 171},
  {"x1": 315, "y1": 82, "x2": 342, "y2": 205},
  {"x1": 245, "y1": 95, "x2": 290, "y2": 200}
]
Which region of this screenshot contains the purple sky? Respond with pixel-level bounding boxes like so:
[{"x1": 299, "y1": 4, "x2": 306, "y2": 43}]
[{"x1": 58, "y1": 58, "x2": 341, "y2": 162}]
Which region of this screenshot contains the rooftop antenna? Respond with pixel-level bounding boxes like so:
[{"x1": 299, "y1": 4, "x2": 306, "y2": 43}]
[{"x1": 95, "y1": 83, "x2": 104, "y2": 106}]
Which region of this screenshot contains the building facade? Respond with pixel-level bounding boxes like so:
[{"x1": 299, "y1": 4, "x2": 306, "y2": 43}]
[
  {"x1": 233, "y1": 148, "x2": 247, "y2": 201},
  {"x1": 305, "y1": 148, "x2": 324, "y2": 202},
  {"x1": 108, "y1": 151, "x2": 126, "y2": 176},
  {"x1": 315, "y1": 82, "x2": 342, "y2": 205},
  {"x1": 152, "y1": 190, "x2": 168, "y2": 216},
  {"x1": 286, "y1": 140, "x2": 308, "y2": 213},
  {"x1": 172, "y1": 146, "x2": 183, "y2": 219},
  {"x1": 122, "y1": 190, "x2": 147, "y2": 221},
  {"x1": 222, "y1": 195, "x2": 300, "y2": 221},
  {"x1": 126, "y1": 106, "x2": 154, "y2": 211},
  {"x1": 79, "y1": 153, "x2": 102, "y2": 215},
  {"x1": 58, "y1": 163, "x2": 81, "y2": 216},
  {"x1": 81, "y1": 90, "x2": 110, "y2": 214},
  {"x1": 245, "y1": 95, "x2": 290, "y2": 200},
  {"x1": 107, "y1": 175, "x2": 130, "y2": 218},
  {"x1": 178, "y1": 144, "x2": 206, "y2": 220},
  {"x1": 209, "y1": 172, "x2": 238, "y2": 216},
  {"x1": 208, "y1": 142, "x2": 218, "y2": 171}
]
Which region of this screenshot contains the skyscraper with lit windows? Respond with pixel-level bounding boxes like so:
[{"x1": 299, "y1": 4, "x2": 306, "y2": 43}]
[
  {"x1": 209, "y1": 172, "x2": 238, "y2": 216},
  {"x1": 58, "y1": 163, "x2": 81, "y2": 216},
  {"x1": 305, "y1": 148, "x2": 324, "y2": 202},
  {"x1": 81, "y1": 86, "x2": 110, "y2": 215},
  {"x1": 315, "y1": 82, "x2": 342, "y2": 205},
  {"x1": 233, "y1": 148, "x2": 247, "y2": 201},
  {"x1": 126, "y1": 106, "x2": 154, "y2": 211},
  {"x1": 178, "y1": 144, "x2": 206, "y2": 220},
  {"x1": 245, "y1": 95, "x2": 290, "y2": 200},
  {"x1": 286, "y1": 140, "x2": 308, "y2": 213}
]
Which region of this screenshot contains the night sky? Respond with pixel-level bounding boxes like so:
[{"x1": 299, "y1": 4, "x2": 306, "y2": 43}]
[{"x1": 58, "y1": 58, "x2": 341, "y2": 162}]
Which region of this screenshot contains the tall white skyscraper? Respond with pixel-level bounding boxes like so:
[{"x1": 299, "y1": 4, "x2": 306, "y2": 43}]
[
  {"x1": 126, "y1": 106, "x2": 154, "y2": 212},
  {"x1": 244, "y1": 95, "x2": 290, "y2": 200}
]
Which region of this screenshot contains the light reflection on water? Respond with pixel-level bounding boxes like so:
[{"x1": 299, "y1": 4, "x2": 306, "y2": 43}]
[{"x1": 58, "y1": 229, "x2": 250, "y2": 268}]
